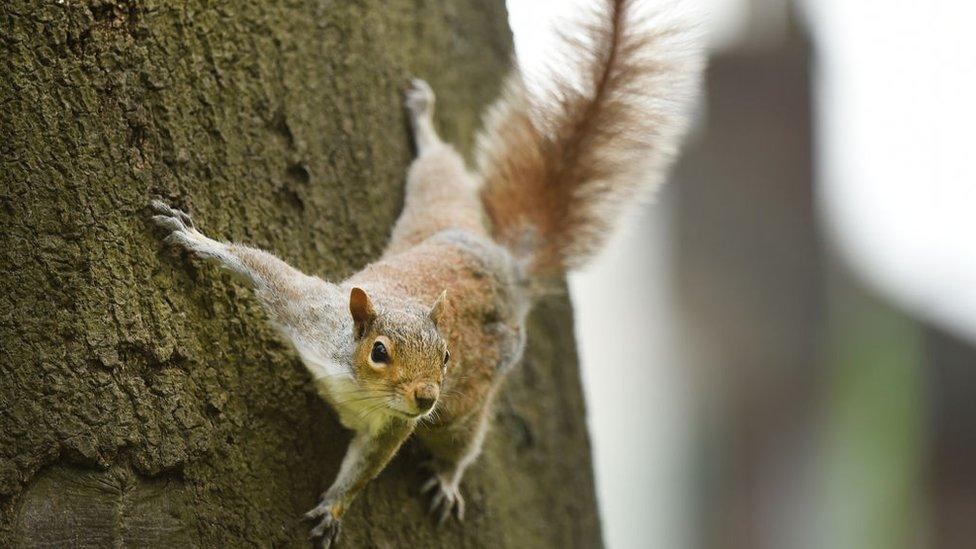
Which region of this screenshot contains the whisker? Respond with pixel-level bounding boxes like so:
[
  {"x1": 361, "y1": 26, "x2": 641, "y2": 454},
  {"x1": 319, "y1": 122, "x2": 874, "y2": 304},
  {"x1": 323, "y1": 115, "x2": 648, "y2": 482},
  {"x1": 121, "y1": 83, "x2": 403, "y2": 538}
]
[
  {"x1": 360, "y1": 401, "x2": 389, "y2": 422},
  {"x1": 331, "y1": 393, "x2": 385, "y2": 407}
]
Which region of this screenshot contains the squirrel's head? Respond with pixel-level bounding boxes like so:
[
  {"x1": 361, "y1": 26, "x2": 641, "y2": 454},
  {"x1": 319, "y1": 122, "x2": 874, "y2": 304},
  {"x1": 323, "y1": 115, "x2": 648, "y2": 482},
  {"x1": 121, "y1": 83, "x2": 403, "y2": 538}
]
[{"x1": 347, "y1": 287, "x2": 450, "y2": 420}]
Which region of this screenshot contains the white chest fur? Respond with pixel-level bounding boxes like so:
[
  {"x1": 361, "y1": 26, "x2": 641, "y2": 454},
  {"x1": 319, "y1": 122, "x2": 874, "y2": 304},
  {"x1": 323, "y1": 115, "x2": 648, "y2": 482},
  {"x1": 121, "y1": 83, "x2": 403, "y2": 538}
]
[{"x1": 313, "y1": 375, "x2": 392, "y2": 434}]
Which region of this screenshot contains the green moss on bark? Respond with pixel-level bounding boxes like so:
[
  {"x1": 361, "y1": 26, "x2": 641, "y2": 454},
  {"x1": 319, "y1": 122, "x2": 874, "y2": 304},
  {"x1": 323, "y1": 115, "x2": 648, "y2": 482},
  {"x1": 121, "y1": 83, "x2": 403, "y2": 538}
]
[{"x1": 0, "y1": 1, "x2": 602, "y2": 546}]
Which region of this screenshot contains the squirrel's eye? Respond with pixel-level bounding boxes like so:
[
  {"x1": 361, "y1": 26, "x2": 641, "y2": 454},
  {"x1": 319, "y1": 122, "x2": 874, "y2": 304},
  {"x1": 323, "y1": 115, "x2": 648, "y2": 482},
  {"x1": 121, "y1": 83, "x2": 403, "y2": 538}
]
[
  {"x1": 370, "y1": 341, "x2": 389, "y2": 364},
  {"x1": 443, "y1": 350, "x2": 450, "y2": 365}
]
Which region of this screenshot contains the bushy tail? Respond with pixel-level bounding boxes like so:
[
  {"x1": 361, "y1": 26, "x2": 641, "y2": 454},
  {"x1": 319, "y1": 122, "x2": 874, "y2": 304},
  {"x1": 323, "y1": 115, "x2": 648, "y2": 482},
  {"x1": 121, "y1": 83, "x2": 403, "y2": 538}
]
[{"x1": 477, "y1": 0, "x2": 703, "y2": 278}]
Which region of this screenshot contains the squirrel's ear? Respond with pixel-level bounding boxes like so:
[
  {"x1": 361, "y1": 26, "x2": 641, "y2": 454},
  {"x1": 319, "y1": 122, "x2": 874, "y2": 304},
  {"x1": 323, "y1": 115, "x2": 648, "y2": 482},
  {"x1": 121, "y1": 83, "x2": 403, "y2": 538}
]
[
  {"x1": 429, "y1": 289, "x2": 448, "y2": 328},
  {"x1": 349, "y1": 287, "x2": 376, "y2": 339}
]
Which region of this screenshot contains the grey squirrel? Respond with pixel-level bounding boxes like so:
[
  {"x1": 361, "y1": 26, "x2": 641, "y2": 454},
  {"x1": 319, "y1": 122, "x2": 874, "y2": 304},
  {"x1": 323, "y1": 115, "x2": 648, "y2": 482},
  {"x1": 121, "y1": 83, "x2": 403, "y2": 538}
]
[{"x1": 151, "y1": 0, "x2": 701, "y2": 546}]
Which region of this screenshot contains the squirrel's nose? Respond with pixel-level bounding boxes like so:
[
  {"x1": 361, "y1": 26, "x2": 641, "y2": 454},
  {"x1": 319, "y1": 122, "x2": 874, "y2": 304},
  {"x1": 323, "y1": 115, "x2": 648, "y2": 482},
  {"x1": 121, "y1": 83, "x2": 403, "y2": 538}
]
[{"x1": 413, "y1": 383, "x2": 439, "y2": 413}]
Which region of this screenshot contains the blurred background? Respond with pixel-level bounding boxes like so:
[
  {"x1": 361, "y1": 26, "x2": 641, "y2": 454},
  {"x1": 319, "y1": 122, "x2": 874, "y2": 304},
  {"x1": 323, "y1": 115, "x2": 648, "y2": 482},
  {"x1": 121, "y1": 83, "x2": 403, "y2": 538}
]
[{"x1": 509, "y1": 1, "x2": 976, "y2": 548}]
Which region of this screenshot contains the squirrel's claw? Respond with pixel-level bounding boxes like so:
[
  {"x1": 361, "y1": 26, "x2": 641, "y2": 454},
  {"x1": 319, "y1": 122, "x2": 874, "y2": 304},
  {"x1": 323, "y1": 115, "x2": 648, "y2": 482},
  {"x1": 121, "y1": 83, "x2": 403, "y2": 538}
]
[
  {"x1": 150, "y1": 200, "x2": 221, "y2": 259},
  {"x1": 151, "y1": 199, "x2": 194, "y2": 229},
  {"x1": 302, "y1": 506, "x2": 324, "y2": 522},
  {"x1": 405, "y1": 78, "x2": 435, "y2": 117},
  {"x1": 150, "y1": 200, "x2": 195, "y2": 245},
  {"x1": 305, "y1": 503, "x2": 341, "y2": 549},
  {"x1": 422, "y1": 472, "x2": 465, "y2": 525}
]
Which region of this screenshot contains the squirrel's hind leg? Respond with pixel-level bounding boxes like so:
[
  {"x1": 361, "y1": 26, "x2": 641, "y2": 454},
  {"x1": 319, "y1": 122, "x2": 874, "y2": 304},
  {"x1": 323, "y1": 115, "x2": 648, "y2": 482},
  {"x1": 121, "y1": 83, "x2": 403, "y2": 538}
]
[
  {"x1": 406, "y1": 78, "x2": 441, "y2": 154},
  {"x1": 384, "y1": 80, "x2": 486, "y2": 255}
]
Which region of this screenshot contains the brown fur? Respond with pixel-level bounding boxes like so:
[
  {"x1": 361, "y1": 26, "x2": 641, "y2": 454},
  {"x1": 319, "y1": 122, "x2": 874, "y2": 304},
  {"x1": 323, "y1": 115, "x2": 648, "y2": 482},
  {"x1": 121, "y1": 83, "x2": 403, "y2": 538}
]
[
  {"x1": 384, "y1": 143, "x2": 487, "y2": 257},
  {"x1": 478, "y1": 0, "x2": 702, "y2": 278},
  {"x1": 351, "y1": 232, "x2": 525, "y2": 430},
  {"x1": 151, "y1": 1, "x2": 702, "y2": 541}
]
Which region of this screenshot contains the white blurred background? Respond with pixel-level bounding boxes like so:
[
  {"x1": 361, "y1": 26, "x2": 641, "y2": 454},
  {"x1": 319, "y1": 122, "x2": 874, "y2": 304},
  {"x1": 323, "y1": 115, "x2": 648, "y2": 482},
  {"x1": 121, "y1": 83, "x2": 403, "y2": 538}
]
[{"x1": 508, "y1": 1, "x2": 976, "y2": 548}]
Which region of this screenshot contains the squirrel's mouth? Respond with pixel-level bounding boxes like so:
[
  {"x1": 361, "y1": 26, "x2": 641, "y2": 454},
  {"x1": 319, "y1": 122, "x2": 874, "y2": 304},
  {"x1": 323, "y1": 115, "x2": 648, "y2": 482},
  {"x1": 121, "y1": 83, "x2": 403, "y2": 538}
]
[
  {"x1": 387, "y1": 407, "x2": 430, "y2": 420},
  {"x1": 387, "y1": 394, "x2": 437, "y2": 419}
]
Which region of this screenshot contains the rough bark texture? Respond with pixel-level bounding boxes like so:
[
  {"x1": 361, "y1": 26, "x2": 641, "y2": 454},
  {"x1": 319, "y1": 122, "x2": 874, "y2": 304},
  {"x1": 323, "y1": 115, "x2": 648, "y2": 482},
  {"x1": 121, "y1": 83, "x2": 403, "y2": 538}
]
[{"x1": 0, "y1": 1, "x2": 603, "y2": 547}]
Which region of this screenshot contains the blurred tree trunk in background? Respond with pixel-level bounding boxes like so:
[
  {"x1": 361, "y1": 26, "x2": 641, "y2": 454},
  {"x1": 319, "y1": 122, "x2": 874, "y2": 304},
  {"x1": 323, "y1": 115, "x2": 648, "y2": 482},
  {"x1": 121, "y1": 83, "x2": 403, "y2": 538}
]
[
  {"x1": 0, "y1": 1, "x2": 602, "y2": 547},
  {"x1": 674, "y1": 12, "x2": 820, "y2": 548},
  {"x1": 673, "y1": 2, "x2": 976, "y2": 548}
]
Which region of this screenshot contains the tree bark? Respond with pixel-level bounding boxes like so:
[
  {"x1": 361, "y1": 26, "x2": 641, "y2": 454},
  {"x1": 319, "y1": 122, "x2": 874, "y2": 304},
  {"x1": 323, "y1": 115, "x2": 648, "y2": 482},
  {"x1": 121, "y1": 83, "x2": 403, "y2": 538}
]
[{"x1": 0, "y1": 1, "x2": 603, "y2": 547}]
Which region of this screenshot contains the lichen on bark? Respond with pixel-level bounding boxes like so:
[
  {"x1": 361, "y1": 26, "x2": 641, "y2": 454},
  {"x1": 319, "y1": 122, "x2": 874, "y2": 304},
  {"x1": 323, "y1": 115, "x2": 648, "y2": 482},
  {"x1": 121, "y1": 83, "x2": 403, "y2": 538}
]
[{"x1": 0, "y1": 1, "x2": 602, "y2": 546}]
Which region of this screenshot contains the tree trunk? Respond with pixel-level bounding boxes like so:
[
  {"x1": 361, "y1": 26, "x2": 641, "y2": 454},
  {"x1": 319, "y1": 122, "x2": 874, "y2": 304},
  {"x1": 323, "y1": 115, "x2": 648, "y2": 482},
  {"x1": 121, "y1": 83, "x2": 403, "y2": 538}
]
[{"x1": 0, "y1": 1, "x2": 602, "y2": 547}]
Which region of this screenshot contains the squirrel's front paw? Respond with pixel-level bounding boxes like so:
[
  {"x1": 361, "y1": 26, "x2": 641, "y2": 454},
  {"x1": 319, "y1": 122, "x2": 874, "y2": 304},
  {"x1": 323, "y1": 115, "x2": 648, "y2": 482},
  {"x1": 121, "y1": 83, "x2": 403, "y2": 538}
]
[
  {"x1": 304, "y1": 501, "x2": 342, "y2": 549},
  {"x1": 421, "y1": 470, "x2": 465, "y2": 524},
  {"x1": 151, "y1": 200, "x2": 219, "y2": 257},
  {"x1": 151, "y1": 199, "x2": 194, "y2": 233}
]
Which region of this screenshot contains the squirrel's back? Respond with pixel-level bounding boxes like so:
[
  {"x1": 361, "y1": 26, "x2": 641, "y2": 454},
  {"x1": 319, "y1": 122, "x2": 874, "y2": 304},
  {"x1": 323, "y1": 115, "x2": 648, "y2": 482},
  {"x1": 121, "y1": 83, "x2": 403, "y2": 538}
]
[
  {"x1": 477, "y1": 0, "x2": 703, "y2": 280},
  {"x1": 352, "y1": 228, "x2": 528, "y2": 415}
]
